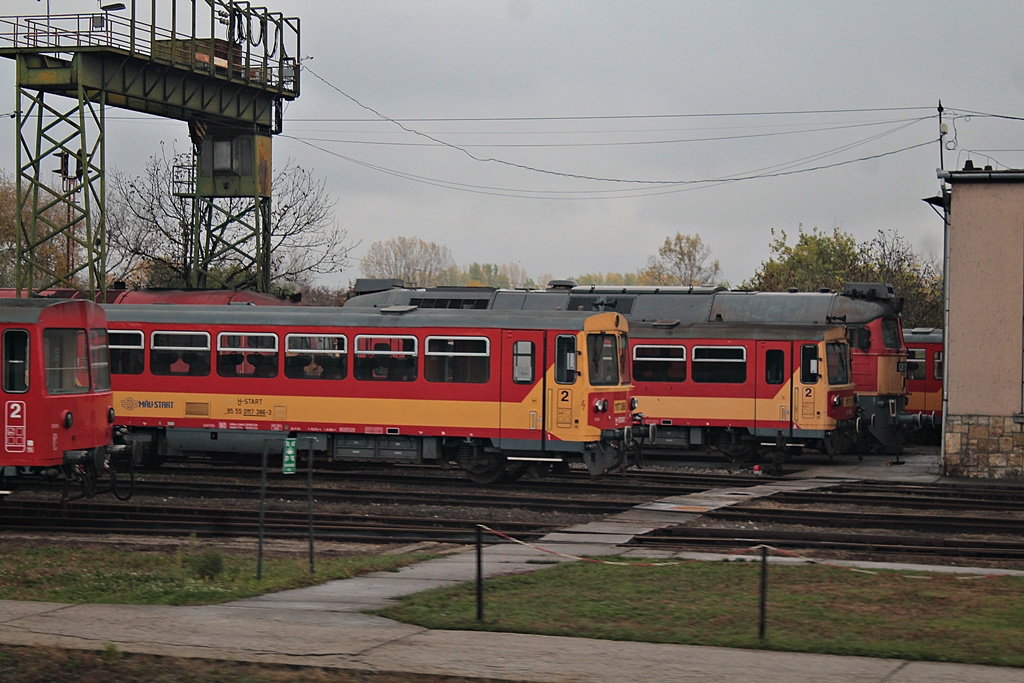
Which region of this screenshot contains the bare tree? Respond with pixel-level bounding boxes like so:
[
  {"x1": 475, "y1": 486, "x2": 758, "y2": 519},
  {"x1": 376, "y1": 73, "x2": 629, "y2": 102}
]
[
  {"x1": 0, "y1": 170, "x2": 73, "y2": 288},
  {"x1": 105, "y1": 146, "x2": 355, "y2": 292},
  {"x1": 360, "y1": 236, "x2": 455, "y2": 287},
  {"x1": 638, "y1": 232, "x2": 722, "y2": 286}
]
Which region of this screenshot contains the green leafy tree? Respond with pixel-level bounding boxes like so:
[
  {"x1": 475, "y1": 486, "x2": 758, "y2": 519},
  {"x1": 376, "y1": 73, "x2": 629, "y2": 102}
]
[
  {"x1": 638, "y1": 232, "x2": 722, "y2": 286},
  {"x1": 744, "y1": 226, "x2": 861, "y2": 293},
  {"x1": 454, "y1": 262, "x2": 534, "y2": 288},
  {"x1": 745, "y1": 226, "x2": 942, "y2": 328},
  {"x1": 572, "y1": 272, "x2": 642, "y2": 286},
  {"x1": 860, "y1": 230, "x2": 943, "y2": 328}
]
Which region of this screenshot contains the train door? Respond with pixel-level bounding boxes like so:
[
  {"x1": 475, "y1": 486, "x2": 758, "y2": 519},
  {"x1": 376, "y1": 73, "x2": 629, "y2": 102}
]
[
  {"x1": 2, "y1": 327, "x2": 30, "y2": 459},
  {"x1": 927, "y1": 346, "x2": 943, "y2": 414},
  {"x1": 499, "y1": 330, "x2": 548, "y2": 449},
  {"x1": 755, "y1": 341, "x2": 794, "y2": 435}
]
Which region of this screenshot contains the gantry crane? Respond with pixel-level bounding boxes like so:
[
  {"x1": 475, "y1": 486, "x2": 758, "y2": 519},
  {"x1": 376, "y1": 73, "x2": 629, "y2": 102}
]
[{"x1": 0, "y1": 0, "x2": 299, "y2": 297}]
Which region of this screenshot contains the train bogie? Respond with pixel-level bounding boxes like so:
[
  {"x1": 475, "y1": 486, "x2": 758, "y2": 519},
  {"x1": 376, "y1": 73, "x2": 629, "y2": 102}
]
[{"x1": 103, "y1": 304, "x2": 636, "y2": 483}]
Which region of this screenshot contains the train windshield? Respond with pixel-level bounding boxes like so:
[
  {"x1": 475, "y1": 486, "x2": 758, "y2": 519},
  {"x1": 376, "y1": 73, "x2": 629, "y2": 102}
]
[
  {"x1": 43, "y1": 328, "x2": 90, "y2": 395},
  {"x1": 881, "y1": 318, "x2": 902, "y2": 350},
  {"x1": 587, "y1": 333, "x2": 621, "y2": 386},
  {"x1": 826, "y1": 341, "x2": 851, "y2": 385}
]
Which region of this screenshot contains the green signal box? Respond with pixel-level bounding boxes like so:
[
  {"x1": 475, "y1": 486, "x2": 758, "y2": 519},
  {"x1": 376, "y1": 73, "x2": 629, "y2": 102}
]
[{"x1": 282, "y1": 438, "x2": 297, "y2": 475}]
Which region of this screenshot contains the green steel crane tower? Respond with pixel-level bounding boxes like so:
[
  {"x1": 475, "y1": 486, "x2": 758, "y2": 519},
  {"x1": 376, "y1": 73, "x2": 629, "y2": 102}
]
[{"x1": 0, "y1": 0, "x2": 299, "y2": 298}]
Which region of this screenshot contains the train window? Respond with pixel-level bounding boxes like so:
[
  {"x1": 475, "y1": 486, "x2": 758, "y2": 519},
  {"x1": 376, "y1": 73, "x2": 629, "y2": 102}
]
[
  {"x1": 826, "y1": 341, "x2": 850, "y2": 385},
  {"x1": 217, "y1": 332, "x2": 278, "y2": 378},
  {"x1": 619, "y1": 333, "x2": 631, "y2": 384},
  {"x1": 881, "y1": 318, "x2": 901, "y2": 350},
  {"x1": 587, "y1": 334, "x2": 620, "y2": 386},
  {"x1": 632, "y1": 345, "x2": 686, "y2": 383},
  {"x1": 425, "y1": 336, "x2": 490, "y2": 383},
  {"x1": 764, "y1": 349, "x2": 785, "y2": 385},
  {"x1": 513, "y1": 340, "x2": 534, "y2": 383},
  {"x1": 692, "y1": 346, "x2": 746, "y2": 384},
  {"x1": 109, "y1": 330, "x2": 144, "y2": 375},
  {"x1": 3, "y1": 329, "x2": 29, "y2": 393},
  {"x1": 43, "y1": 328, "x2": 90, "y2": 395},
  {"x1": 800, "y1": 344, "x2": 819, "y2": 384},
  {"x1": 152, "y1": 331, "x2": 212, "y2": 376},
  {"x1": 555, "y1": 335, "x2": 577, "y2": 384},
  {"x1": 90, "y1": 328, "x2": 111, "y2": 392},
  {"x1": 906, "y1": 348, "x2": 926, "y2": 381},
  {"x1": 934, "y1": 351, "x2": 944, "y2": 380},
  {"x1": 285, "y1": 334, "x2": 347, "y2": 379},
  {"x1": 848, "y1": 326, "x2": 870, "y2": 351},
  {"x1": 353, "y1": 335, "x2": 417, "y2": 382}
]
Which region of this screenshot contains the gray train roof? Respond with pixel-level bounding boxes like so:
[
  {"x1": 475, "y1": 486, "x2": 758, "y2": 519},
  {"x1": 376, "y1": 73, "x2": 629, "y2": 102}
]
[
  {"x1": 903, "y1": 327, "x2": 943, "y2": 344},
  {"x1": 102, "y1": 304, "x2": 617, "y2": 332},
  {"x1": 496, "y1": 286, "x2": 900, "y2": 325},
  {"x1": 0, "y1": 298, "x2": 93, "y2": 324},
  {"x1": 629, "y1": 321, "x2": 844, "y2": 342},
  {"x1": 344, "y1": 281, "x2": 903, "y2": 326},
  {"x1": 344, "y1": 286, "x2": 495, "y2": 309}
]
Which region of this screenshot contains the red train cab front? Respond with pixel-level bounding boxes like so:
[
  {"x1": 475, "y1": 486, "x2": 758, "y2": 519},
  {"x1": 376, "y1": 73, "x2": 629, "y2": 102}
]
[{"x1": 2, "y1": 299, "x2": 114, "y2": 470}]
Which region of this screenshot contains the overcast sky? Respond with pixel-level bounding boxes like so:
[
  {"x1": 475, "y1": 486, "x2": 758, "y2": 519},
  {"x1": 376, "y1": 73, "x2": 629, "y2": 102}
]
[{"x1": 2, "y1": 1, "x2": 1024, "y2": 288}]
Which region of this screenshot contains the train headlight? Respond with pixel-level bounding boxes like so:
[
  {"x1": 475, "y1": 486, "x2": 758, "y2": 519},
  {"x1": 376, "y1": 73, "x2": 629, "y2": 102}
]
[
  {"x1": 63, "y1": 411, "x2": 73, "y2": 429},
  {"x1": 630, "y1": 396, "x2": 639, "y2": 411},
  {"x1": 593, "y1": 398, "x2": 608, "y2": 413},
  {"x1": 108, "y1": 407, "x2": 116, "y2": 424},
  {"x1": 832, "y1": 395, "x2": 842, "y2": 406}
]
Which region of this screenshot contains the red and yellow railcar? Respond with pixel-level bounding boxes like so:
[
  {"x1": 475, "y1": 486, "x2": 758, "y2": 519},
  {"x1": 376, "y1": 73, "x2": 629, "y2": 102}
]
[
  {"x1": 903, "y1": 327, "x2": 943, "y2": 429},
  {"x1": 0, "y1": 298, "x2": 123, "y2": 497},
  {"x1": 631, "y1": 321, "x2": 857, "y2": 461},
  {"x1": 103, "y1": 304, "x2": 635, "y2": 483}
]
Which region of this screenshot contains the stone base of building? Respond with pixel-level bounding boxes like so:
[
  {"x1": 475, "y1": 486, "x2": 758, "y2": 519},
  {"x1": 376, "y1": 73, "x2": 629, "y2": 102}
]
[{"x1": 943, "y1": 414, "x2": 1024, "y2": 478}]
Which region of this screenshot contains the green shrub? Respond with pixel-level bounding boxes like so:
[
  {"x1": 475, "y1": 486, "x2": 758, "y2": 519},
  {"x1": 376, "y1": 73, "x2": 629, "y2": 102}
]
[{"x1": 187, "y1": 548, "x2": 224, "y2": 580}]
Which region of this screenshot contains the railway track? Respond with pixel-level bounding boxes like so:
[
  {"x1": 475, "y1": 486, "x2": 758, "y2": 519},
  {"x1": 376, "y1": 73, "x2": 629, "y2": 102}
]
[
  {"x1": 141, "y1": 462, "x2": 777, "y2": 498},
  {"x1": 104, "y1": 480, "x2": 641, "y2": 514},
  {"x1": 0, "y1": 500, "x2": 551, "y2": 545}
]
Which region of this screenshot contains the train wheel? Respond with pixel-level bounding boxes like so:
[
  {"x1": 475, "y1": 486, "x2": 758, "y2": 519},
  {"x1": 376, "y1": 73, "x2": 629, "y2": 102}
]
[
  {"x1": 527, "y1": 463, "x2": 551, "y2": 479},
  {"x1": 718, "y1": 442, "x2": 757, "y2": 464},
  {"x1": 110, "y1": 451, "x2": 135, "y2": 502},
  {"x1": 503, "y1": 463, "x2": 529, "y2": 483},
  {"x1": 456, "y1": 443, "x2": 508, "y2": 485}
]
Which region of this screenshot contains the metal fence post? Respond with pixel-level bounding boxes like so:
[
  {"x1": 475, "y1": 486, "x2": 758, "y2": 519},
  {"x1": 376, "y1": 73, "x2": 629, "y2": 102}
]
[
  {"x1": 476, "y1": 524, "x2": 484, "y2": 621},
  {"x1": 257, "y1": 440, "x2": 270, "y2": 580},
  {"x1": 306, "y1": 440, "x2": 315, "y2": 574},
  {"x1": 759, "y1": 545, "x2": 769, "y2": 640}
]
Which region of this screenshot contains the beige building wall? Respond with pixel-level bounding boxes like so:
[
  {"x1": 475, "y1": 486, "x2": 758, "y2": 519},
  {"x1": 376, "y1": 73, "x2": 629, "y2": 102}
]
[
  {"x1": 947, "y1": 182, "x2": 1024, "y2": 414},
  {"x1": 943, "y1": 170, "x2": 1024, "y2": 478}
]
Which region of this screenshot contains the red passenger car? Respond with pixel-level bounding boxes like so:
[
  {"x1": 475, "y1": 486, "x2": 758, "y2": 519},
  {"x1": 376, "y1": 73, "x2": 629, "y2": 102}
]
[
  {"x1": 103, "y1": 304, "x2": 635, "y2": 484},
  {"x1": 631, "y1": 322, "x2": 857, "y2": 462},
  {"x1": 0, "y1": 298, "x2": 127, "y2": 499},
  {"x1": 903, "y1": 327, "x2": 943, "y2": 430}
]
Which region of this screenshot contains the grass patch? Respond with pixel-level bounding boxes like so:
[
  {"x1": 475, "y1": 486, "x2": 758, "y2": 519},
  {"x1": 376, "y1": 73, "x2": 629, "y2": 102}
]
[
  {"x1": 0, "y1": 543, "x2": 436, "y2": 606},
  {"x1": 375, "y1": 557, "x2": 1024, "y2": 668}
]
